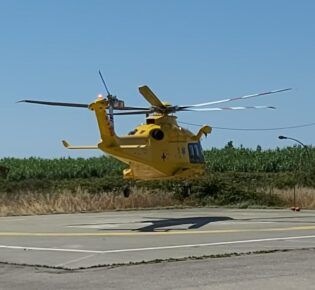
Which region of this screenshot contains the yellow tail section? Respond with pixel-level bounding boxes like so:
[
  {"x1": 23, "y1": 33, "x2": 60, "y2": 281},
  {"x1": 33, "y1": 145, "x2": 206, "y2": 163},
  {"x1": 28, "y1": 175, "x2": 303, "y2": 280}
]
[{"x1": 88, "y1": 98, "x2": 117, "y2": 147}]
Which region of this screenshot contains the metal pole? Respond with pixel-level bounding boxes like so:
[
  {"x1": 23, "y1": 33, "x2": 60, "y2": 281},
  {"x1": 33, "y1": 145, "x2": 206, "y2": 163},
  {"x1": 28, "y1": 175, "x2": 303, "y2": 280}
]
[
  {"x1": 279, "y1": 135, "x2": 310, "y2": 156},
  {"x1": 278, "y1": 135, "x2": 308, "y2": 211}
]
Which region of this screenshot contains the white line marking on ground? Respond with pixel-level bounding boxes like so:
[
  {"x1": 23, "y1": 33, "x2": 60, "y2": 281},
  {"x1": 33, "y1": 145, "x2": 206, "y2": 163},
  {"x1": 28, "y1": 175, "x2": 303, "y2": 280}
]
[
  {"x1": 0, "y1": 235, "x2": 315, "y2": 255},
  {"x1": 55, "y1": 254, "x2": 96, "y2": 267},
  {"x1": 0, "y1": 219, "x2": 25, "y2": 222}
]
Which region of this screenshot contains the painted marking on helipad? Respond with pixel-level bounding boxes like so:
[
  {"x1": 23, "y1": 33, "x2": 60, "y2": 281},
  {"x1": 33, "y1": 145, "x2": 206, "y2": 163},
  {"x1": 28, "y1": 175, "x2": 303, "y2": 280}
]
[
  {"x1": 0, "y1": 218, "x2": 25, "y2": 222},
  {"x1": 0, "y1": 235, "x2": 315, "y2": 254},
  {"x1": 55, "y1": 254, "x2": 96, "y2": 267},
  {"x1": 0, "y1": 225, "x2": 314, "y2": 237}
]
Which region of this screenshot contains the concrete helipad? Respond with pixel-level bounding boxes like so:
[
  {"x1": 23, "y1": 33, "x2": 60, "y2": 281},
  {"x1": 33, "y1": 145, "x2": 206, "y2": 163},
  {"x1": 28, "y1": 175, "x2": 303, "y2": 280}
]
[{"x1": 0, "y1": 208, "x2": 315, "y2": 269}]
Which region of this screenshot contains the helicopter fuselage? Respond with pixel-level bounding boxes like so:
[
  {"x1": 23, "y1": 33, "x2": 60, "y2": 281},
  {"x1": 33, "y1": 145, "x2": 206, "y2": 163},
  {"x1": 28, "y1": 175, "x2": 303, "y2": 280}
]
[{"x1": 89, "y1": 98, "x2": 211, "y2": 180}]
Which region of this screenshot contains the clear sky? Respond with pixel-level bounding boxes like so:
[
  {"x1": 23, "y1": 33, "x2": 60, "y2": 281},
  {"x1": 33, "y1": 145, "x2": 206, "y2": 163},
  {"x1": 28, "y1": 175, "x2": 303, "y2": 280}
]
[{"x1": 0, "y1": 0, "x2": 314, "y2": 158}]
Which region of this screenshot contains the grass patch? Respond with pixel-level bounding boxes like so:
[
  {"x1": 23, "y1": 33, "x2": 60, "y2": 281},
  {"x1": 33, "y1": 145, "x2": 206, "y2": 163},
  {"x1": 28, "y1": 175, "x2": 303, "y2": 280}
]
[
  {"x1": 0, "y1": 169, "x2": 314, "y2": 216},
  {"x1": 0, "y1": 188, "x2": 181, "y2": 216},
  {"x1": 273, "y1": 187, "x2": 315, "y2": 208}
]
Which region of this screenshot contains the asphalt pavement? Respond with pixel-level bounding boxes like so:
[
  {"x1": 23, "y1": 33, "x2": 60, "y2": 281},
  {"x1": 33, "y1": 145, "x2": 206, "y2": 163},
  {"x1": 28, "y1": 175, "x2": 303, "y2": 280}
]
[
  {"x1": 1, "y1": 248, "x2": 314, "y2": 290},
  {"x1": 0, "y1": 208, "x2": 315, "y2": 289}
]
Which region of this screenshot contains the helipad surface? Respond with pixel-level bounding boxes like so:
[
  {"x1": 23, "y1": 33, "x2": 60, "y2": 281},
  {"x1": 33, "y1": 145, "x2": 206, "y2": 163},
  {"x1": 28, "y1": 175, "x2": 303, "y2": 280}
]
[{"x1": 0, "y1": 208, "x2": 315, "y2": 269}]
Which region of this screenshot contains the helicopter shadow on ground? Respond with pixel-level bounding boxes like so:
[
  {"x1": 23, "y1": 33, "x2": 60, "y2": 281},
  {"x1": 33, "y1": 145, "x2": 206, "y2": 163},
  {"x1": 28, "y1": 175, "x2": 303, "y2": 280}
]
[
  {"x1": 135, "y1": 214, "x2": 315, "y2": 231},
  {"x1": 67, "y1": 216, "x2": 233, "y2": 232},
  {"x1": 133, "y1": 214, "x2": 315, "y2": 231},
  {"x1": 132, "y1": 216, "x2": 234, "y2": 232}
]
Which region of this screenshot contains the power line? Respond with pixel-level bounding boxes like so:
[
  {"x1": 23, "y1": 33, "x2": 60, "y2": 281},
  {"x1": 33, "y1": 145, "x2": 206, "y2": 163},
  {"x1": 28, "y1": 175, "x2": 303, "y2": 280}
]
[{"x1": 178, "y1": 121, "x2": 315, "y2": 131}]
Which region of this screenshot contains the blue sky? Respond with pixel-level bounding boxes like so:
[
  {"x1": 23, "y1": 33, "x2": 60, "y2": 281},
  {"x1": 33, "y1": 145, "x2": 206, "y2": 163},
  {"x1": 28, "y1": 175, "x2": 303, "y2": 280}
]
[{"x1": 0, "y1": 0, "x2": 314, "y2": 158}]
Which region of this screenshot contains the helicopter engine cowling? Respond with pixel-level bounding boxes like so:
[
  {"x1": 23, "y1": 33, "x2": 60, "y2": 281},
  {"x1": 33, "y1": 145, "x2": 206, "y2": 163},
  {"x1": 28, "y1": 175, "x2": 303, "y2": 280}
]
[{"x1": 150, "y1": 129, "x2": 164, "y2": 140}]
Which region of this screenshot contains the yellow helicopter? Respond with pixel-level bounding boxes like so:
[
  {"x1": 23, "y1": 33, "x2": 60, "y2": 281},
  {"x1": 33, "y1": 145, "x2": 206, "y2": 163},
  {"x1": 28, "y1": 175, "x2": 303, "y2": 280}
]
[{"x1": 19, "y1": 72, "x2": 290, "y2": 196}]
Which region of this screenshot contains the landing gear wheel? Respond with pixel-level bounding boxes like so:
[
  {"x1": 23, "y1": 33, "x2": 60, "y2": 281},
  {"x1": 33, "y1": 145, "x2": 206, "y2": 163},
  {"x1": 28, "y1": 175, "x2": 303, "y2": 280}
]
[
  {"x1": 181, "y1": 183, "x2": 192, "y2": 198},
  {"x1": 123, "y1": 186, "x2": 131, "y2": 198}
]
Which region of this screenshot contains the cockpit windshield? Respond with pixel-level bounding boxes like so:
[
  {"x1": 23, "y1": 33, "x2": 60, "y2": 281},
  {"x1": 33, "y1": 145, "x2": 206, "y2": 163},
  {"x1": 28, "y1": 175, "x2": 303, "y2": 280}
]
[{"x1": 188, "y1": 142, "x2": 205, "y2": 163}]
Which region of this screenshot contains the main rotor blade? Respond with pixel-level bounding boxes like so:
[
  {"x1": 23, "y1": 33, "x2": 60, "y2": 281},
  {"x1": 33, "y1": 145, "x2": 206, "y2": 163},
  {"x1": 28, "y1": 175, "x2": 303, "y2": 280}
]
[
  {"x1": 113, "y1": 110, "x2": 153, "y2": 115},
  {"x1": 182, "y1": 105, "x2": 276, "y2": 112},
  {"x1": 180, "y1": 88, "x2": 291, "y2": 108},
  {"x1": 19, "y1": 99, "x2": 151, "y2": 111},
  {"x1": 139, "y1": 85, "x2": 165, "y2": 108},
  {"x1": 115, "y1": 106, "x2": 151, "y2": 111},
  {"x1": 18, "y1": 100, "x2": 88, "y2": 108}
]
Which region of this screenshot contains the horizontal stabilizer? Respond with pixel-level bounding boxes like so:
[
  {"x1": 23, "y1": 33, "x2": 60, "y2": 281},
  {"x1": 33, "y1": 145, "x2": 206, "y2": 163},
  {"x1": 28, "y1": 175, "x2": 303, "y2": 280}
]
[{"x1": 62, "y1": 140, "x2": 98, "y2": 150}]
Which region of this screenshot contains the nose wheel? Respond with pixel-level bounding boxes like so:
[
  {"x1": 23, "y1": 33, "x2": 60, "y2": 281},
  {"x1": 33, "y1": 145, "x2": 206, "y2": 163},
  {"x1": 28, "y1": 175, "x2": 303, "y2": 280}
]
[{"x1": 123, "y1": 185, "x2": 131, "y2": 198}]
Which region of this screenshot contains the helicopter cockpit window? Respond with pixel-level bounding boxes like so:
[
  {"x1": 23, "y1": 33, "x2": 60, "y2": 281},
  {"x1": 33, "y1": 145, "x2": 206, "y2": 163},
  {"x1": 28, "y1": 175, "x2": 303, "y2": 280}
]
[
  {"x1": 146, "y1": 118, "x2": 155, "y2": 124},
  {"x1": 128, "y1": 129, "x2": 138, "y2": 135},
  {"x1": 188, "y1": 142, "x2": 205, "y2": 163}
]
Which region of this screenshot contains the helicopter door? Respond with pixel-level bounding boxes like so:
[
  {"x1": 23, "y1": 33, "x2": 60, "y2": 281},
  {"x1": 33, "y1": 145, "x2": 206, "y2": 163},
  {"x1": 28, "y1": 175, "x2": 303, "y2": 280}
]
[{"x1": 188, "y1": 142, "x2": 205, "y2": 163}]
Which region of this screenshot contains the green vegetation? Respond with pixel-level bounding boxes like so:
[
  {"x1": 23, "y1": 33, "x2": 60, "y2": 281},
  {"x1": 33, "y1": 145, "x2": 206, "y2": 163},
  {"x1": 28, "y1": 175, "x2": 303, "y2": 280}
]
[
  {"x1": 1, "y1": 144, "x2": 314, "y2": 181},
  {"x1": 0, "y1": 156, "x2": 125, "y2": 181},
  {"x1": 205, "y1": 143, "x2": 314, "y2": 175},
  {"x1": 0, "y1": 143, "x2": 314, "y2": 214}
]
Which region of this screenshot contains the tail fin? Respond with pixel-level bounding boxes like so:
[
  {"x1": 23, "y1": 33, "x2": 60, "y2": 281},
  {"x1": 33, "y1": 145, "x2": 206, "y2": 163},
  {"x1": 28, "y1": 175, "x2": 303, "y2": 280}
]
[{"x1": 89, "y1": 98, "x2": 117, "y2": 147}]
